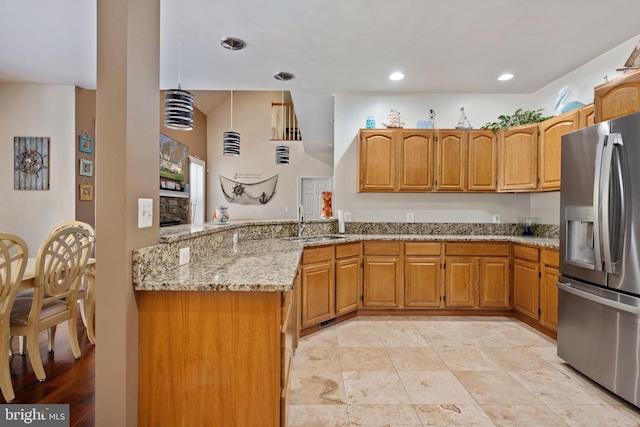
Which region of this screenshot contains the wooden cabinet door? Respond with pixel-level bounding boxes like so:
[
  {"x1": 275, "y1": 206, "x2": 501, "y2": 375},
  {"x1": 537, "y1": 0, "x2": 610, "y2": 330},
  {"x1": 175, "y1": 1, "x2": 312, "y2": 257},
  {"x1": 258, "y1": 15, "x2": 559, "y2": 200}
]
[
  {"x1": 594, "y1": 68, "x2": 640, "y2": 122},
  {"x1": 301, "y1": 261, "x2": 335, "y2": 327},
  {"x1": 444, "y1": 257, "x2": 475, "y2": 307},
  {"x1": 398, "y1": 130, "x2": 434, "y2": 192},
  {"x1": 498, "y1": 124, "x2": 538, "y2": 192},
  {"x1": 404, "y1": 256, "x2": 441, "y2": 307},
  {"x1": 580, "y1": 104, "x2": 595, "y2": 128},
  {"x1": 358, "y1": 129, "x2": 397, "y2": 192},
  {"x1": 436, "y1": 130, "x2": 466, "y2": 191},
  {"x1": 363, "y1": 256, "x2": 401, "y2": 307},
  {"x1": 513, "y1": 259, "x2": 540, "y2": 319},
  {"x1": 540, "y1": 265, "x2": 559, "y2": 331},
  {"x1": 335, "y1": 257, "x2": 361, "y2": 315},
  {"x1": 468, "y1": 130, "x2": 497, "y2": 192},
  {"x1": 478, "y1": 257, "x2": 510, "y2": 308},
  {"x1": 538, "y1": 110, "x2": 579, "y2": 191}
]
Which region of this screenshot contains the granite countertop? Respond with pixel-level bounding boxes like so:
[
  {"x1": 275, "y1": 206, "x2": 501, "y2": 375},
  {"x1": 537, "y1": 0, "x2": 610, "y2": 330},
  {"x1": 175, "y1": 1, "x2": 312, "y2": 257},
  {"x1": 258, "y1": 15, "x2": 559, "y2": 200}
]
[
  {"x1": 134, "y1": 238, "x2": 302, "y2": 292},
  {"x1": 135, "y1": 232, "x2": 559, "y2": 292}
]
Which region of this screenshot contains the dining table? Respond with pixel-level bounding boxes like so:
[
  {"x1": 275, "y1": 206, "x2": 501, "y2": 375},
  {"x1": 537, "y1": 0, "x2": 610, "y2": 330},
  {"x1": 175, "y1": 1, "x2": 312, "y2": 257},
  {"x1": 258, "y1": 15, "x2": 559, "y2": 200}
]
[{"x1": 19, "y1": 258, "x2": 96, "y2": 344}]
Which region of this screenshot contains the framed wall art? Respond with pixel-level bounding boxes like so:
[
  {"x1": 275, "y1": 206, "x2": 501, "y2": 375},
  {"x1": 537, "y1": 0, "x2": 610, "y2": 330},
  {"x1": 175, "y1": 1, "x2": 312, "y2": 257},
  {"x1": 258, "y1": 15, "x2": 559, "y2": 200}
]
[
  {"x1": 79, "y1": 184, "x2": 94, "y2": 201},
  {"x1": 14, "y1": 136, "x2": 49, "y2": 190},
  {"x1": 79, "y1": 133, "x2": 93, "y2": 154},
  {"x1": 79, "y1": 159, "x2": 93, "y2": 177}
]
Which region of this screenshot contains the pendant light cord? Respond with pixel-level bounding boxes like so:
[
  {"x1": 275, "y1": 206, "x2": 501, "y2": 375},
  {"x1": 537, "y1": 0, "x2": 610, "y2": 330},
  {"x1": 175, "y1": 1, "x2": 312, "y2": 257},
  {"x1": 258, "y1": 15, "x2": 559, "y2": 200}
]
[
  {"x1": 177, "y1": 0, "x2": 182, "y2": 88},
  {"x1": 230, "y1": 90, "x2": 233, "y2": 130},
  {"x1": 281, "y1": 79, "x2": 284, "y2": 143}
]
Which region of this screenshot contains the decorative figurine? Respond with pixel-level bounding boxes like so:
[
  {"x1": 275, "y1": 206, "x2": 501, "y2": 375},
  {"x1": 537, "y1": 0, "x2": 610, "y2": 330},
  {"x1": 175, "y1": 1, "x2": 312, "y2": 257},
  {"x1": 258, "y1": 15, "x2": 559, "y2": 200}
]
[
  {"x1": 213, "y1": 206, "x2": 229, "y2": 223},
  {"x1": 455, "y1": 106, "x2": 473, "y2": 129},
  {"x1": 382, "y1": 109, "x2": 404, "y2": 128}
]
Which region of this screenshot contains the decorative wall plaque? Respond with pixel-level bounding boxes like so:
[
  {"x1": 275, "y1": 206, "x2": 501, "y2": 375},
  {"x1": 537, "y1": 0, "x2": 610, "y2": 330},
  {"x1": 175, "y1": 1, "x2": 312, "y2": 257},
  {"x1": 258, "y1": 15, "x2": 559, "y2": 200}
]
[{"x1": 14, "y1": 136, "x2": 49, "y2": 190}]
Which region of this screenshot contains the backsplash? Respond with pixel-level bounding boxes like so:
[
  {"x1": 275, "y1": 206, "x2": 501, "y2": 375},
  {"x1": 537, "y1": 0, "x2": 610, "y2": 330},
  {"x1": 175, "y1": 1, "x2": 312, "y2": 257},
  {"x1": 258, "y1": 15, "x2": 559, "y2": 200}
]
[{"x1": 344, "y1": 222, "x2": 559, "y2": 239}]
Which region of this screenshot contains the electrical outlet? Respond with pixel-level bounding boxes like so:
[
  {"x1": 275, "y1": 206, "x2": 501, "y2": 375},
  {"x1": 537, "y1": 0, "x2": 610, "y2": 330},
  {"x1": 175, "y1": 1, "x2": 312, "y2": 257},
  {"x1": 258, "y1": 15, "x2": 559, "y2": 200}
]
[
  {"x1": 233, "y1": 233, "x2": 238, "y2": 244},
  {"x1": 344, "y1": 212, "x2": 352, "y2": 221},
  {"x1": 493, "y1": 214, "x2": 500, "y2": 223},
  {"x1": 407, "y1": 212, "x2": 414, "y2": 222},
  {"x1": 285, "y1": 206, "x2": 289, "y2": 212},
  {"x1": 179, "y1": 247, "x2": 190, "y2": 266}
]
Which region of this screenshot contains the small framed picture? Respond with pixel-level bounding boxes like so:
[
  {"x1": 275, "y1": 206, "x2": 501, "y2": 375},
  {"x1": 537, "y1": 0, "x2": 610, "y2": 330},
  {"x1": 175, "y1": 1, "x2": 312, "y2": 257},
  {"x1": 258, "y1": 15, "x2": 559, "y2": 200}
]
[
  {"x1": 79, "y1": 184, "x2": 93, "y2": 201},
  {"x1": 79, "y1": 159, "x2": 93, "y2": 176},
  {"x1": 79, "y1": 135, "x2": 93, "y2": 154}
]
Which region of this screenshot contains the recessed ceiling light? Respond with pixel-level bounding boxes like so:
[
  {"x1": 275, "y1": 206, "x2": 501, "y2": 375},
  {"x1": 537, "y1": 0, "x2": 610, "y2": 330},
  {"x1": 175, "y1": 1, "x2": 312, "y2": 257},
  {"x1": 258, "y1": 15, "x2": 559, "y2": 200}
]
[
  {"x1": 220, "y1": 37, "x2": 246, "y2": 50},
  {"x1": 389, "y1": 72, "x2": 405, "y2": 81},
  {"x1": 498, "y1": 73, "x2": 514, "y2": 81}
]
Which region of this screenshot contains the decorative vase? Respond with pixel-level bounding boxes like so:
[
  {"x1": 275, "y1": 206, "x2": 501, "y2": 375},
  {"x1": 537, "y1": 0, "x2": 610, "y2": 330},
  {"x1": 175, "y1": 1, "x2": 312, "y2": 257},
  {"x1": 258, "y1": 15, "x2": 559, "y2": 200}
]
[
  {"x1": 321, "y1": 192, "x2": 333, "y2": 217},
  {"x1": 213, "y1": 206, "x2": 229, "y2": 223}
]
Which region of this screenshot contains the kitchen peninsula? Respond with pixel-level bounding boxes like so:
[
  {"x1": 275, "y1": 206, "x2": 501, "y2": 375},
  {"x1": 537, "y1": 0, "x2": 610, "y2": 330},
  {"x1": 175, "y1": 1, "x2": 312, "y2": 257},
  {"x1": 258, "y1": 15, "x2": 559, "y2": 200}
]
[{"x1": 134, "y1": 219, "x2": 559, "y2": 427}]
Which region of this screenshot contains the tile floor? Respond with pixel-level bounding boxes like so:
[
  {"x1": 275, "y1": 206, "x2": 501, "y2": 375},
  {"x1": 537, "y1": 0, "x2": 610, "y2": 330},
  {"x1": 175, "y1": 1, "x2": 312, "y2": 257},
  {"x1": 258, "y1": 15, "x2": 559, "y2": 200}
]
[{"x1": 288, "y1": 316, "x2": 640, "y2": 427}]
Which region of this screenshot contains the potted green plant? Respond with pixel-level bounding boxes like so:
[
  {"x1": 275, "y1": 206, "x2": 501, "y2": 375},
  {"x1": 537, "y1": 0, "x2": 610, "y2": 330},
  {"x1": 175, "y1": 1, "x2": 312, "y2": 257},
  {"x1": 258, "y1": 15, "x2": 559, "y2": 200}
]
[{"x1": 481, "y1": 108, "x2": 553, "y2": 133}]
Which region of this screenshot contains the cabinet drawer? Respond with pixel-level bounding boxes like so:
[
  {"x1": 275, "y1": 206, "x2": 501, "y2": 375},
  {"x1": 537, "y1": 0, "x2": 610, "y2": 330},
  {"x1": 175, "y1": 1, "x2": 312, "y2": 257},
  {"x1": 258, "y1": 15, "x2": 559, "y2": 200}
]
[
  {"x1": 302, "y1": 246, "x2": 333, "y2": 264},
  {"x1": 446, "y1": 242, "x2": 510, "y2": 256},
  {"x1": 336, "y1": 243, "x2": 361, "y2": 259},
  {"x1": 404, "y1": 242, "x2": 441, "y2": 256},
  {"x1": 540, "y1": 248, "x2": 559, "y2": 267},
  {"x1": 513, "y1": 244, "x2": 540, "y2": 262},
  {"x1": 363, "y1": 242, "x2": 401, "y2": 256}
]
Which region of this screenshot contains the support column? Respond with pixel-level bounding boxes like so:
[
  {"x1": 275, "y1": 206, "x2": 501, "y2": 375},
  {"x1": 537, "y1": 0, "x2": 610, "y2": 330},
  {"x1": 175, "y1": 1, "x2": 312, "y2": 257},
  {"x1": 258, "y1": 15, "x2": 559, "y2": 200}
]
[{"x1": 95, "y1": 0, "x2": 160, "y2": 425}]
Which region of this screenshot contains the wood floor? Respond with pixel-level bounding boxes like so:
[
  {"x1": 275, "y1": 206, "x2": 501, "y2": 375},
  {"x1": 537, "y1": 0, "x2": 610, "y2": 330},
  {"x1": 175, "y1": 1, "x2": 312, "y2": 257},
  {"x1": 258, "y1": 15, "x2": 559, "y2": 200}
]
[{"x1": 1, "y1": 315, "x2": 95, "y2": 427}]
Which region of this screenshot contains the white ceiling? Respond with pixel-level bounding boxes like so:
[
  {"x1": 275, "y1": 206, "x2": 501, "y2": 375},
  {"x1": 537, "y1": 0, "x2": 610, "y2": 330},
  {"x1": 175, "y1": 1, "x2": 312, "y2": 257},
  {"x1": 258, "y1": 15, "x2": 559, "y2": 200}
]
[{"x1": 1, "y1": 0, "x2": 640, "y2": 154}]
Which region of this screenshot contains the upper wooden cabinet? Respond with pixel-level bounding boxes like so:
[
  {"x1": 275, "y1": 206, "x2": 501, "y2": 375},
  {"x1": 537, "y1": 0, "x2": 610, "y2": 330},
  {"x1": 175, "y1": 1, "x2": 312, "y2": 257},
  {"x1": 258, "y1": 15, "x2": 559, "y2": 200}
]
[
  {"x1": 358, "y1": 129, "x2": 397, "y2": 191},
  {"x1": 399, "y1": 130, "x2": 435, "y2": 191},
  {"x1": 498, "y1": 124, "x2": 538, "y2": 192},
  {"x1": 538, "y1": 110, "x2": 580, "y2": 191},
  {"x1": 358, "y1": 129, "x2": 435, "y2": 192},
  {"x1": 468, "y1": 130, "x2": 498, "y2": 191},
  {"x1": 436, "y1": 130, "x2": 466, "y2": 192},
  {"x1": 594, "y1": 68, "x2": 640, "y2": 122},
  {"x1": 581, "y1": 104, "x2": 595, "y2": 128}
]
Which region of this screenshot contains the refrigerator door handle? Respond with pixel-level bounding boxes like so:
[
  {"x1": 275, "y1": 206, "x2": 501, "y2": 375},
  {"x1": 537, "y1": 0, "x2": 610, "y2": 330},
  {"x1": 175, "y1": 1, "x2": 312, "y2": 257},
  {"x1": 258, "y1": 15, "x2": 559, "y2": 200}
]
[
  {"x1": 592, "y1": 134, "x2": 607, "y2": 271},
  {"x1": 557, "y1": 282, "x2": 640, "y2": 315},
  {"x1": 599, "y1": 133, "x2": 625, "y2": 274}
]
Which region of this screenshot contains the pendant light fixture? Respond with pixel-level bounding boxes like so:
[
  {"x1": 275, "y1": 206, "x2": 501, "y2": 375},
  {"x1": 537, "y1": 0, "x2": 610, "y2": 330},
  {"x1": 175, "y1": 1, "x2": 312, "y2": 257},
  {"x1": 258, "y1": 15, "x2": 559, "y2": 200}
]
[
  {"x1": 164, "y1": 0, "x2": 194, "y2": 131},
  {"x1": 220, "y1": 37, "x2": 245, "y2": 156},
  {"x1": 274, "y1": 72, "x2": 294, "y2": 165},
  {"x1": 223, "y1": 90, "x2": 240, "y2": 156}
]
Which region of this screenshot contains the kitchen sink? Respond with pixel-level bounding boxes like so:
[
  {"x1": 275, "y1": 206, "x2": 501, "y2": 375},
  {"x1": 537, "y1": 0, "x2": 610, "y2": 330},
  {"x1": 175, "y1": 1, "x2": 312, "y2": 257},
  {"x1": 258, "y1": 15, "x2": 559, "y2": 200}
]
[{"x1": 283, "y1": 235, "x2": 347, "y2": 243}]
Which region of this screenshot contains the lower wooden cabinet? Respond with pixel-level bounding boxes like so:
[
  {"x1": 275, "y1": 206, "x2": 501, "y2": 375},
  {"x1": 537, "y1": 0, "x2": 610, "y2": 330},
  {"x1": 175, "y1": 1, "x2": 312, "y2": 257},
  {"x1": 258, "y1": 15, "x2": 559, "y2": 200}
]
[
  {"x1": 363, "y1": 256, "x2": 401, "y2": 307},
  {"x1": 512, "y1": 244, "x2": 559, "y2": 332},
  {"x1": 404, "y1": 256, "x2": 441, "y2": 307},
  {"x1": 445, "y1": 257, "x2": 475, "y2": 307},
  {"x1": 478, "y1": 257, "x2": 510, "y2": 308},
  {"x1": 335, "y1": 256, "x2": 361, "y2": 315},
  {"x1": 444, "y1": 243, "x2": 510, "y2": 308},
  {"x1": 301, "y1": 262, "x2": 334, "y2": 328},
  {"x1": 540, "y1": 250, "x2": 560, "y2": 331},
  {"x1": 513, "y1": 258, "x2": 540, "y2": 318}
]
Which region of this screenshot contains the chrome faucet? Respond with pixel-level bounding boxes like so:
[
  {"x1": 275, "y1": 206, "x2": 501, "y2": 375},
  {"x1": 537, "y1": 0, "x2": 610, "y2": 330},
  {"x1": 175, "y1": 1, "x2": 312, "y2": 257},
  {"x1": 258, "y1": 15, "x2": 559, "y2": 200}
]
[{"x1": 297, "y1": 205, "x2": 306, "y2": 237}]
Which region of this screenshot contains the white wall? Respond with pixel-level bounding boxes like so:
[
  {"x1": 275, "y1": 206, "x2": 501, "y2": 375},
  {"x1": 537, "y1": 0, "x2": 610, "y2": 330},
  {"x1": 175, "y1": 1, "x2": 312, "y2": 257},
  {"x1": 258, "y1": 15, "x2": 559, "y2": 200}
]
[
  {"x1": 0, "y1": 84, "x2": 76, "y2": 252},
  {"x1": 207, "y1": 91, "x2": 333, "y2": 220},
  {"x1": 333, "y1": 92, "x2": 535, "y2": 223},
  {"x1": 528, "y1": 33, "x2": 640, "y2": 225}
]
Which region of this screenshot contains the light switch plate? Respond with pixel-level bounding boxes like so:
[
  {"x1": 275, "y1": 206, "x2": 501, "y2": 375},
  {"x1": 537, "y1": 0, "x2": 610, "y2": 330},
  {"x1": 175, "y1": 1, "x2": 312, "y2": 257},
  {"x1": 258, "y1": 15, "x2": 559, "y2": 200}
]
[{"x1": 138, "y1": 198, "x2": 153, "y2": 228}]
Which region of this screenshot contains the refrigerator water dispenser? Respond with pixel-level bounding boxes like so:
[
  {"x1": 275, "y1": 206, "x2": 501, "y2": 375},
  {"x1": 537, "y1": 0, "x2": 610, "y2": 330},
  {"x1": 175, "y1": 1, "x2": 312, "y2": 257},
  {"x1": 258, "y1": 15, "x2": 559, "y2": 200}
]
[{"x1": 565, "y1": 206, "x2": 595, "y2": 269}]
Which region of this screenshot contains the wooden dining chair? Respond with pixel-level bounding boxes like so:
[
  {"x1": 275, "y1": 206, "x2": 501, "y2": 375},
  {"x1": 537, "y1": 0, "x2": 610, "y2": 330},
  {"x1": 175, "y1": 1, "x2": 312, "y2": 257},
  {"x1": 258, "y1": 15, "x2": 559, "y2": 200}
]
[
  {"x1": 10, "y1": 226, "x2": 91, "y2": 382},
  {"x1": 0, "y1": 233, "x2": 28, "y2": 402},
  {"x1": 47, "y1": 221, "x2": 96, "y2": 345}
]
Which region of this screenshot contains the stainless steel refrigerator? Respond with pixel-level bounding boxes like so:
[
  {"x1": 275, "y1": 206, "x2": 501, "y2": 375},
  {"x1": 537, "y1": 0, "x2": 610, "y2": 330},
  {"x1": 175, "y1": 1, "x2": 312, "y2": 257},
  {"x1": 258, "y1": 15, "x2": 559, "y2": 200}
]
[{"x1": 558, "y1": 111, "x2": 640, "y2": 407}]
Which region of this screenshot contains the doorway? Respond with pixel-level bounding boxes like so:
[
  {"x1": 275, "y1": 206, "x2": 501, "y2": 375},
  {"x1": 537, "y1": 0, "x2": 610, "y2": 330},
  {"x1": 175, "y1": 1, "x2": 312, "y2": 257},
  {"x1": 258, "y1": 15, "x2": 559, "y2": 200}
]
[
  {"x1": 300, "y1": 176, "x2": 333, "y2": 220},
  {"x1": 189, "y1": 156, "x2": 206, "y2": 225}
]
